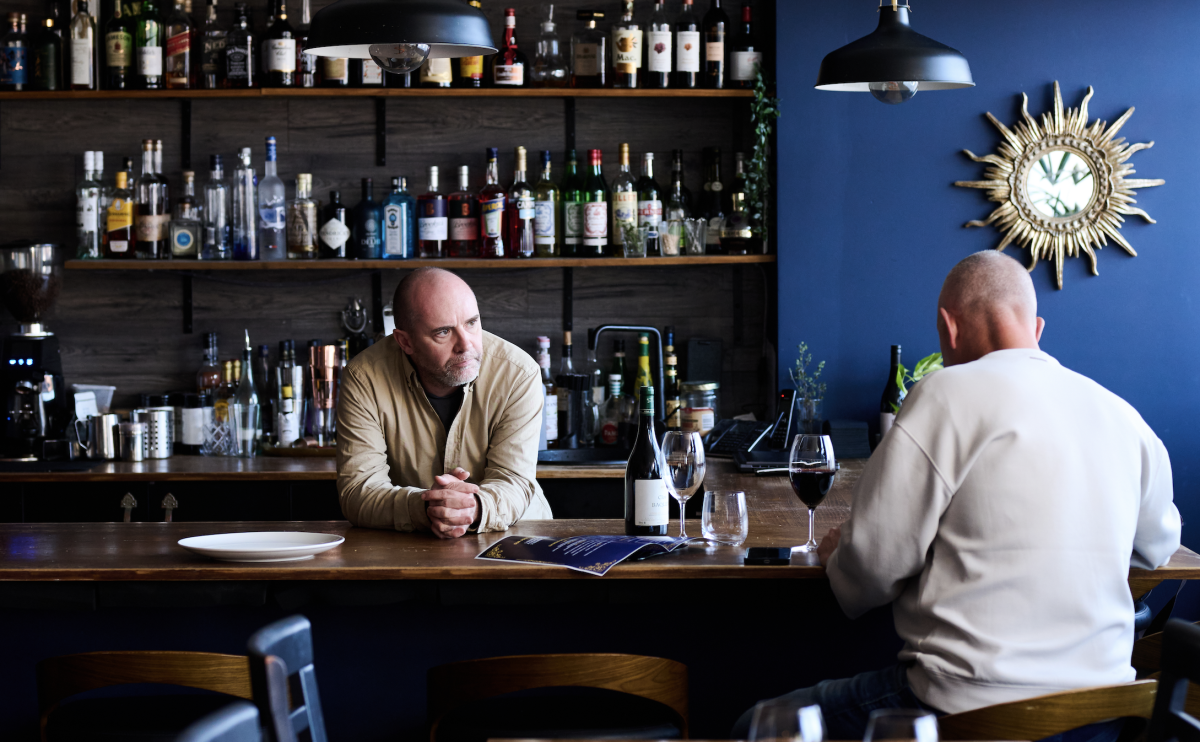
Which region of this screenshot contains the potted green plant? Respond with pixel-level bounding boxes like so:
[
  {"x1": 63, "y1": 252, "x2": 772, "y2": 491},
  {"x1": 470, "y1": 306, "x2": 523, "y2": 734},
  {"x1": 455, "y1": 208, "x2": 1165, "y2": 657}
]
[
  {"x1": 889, "y1": 352, "x2": 944, "y2": 414},
  {"x1": 788, "y1": 342, "x2": 827, "y2": 434}
]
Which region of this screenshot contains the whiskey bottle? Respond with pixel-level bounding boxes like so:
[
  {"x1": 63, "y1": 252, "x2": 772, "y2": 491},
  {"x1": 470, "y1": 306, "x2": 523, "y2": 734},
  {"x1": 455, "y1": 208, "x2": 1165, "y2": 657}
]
[
  {"x1": 223, "y1": 2, "x2": 254, "y2": 88},
  {"x1": 286, "y1": 173, "x2": 317, "y2": 259},
  {"x1": 199, "y1": 0, "x2": 225, "y2": 89},
  {"x1": 104, "y1": 170, "x2": 136, "y2": 258},
  {"x1": 134, "y1": 0, "x2": 163, "y2": 89},
  {"x1": 134, "y1": 139, "x2": 168, "y2": 259},
  {"x1": 163, "y1": 0, "x2": 193, "y2": 89},
  {"x1": 104, "y1": 0, "x2": 133, "y2": 89}
]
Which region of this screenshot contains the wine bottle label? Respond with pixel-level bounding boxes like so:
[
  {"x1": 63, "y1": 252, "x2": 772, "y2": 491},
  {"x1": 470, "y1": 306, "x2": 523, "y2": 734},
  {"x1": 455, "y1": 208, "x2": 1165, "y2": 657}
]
[
  {"x1": 731, "y1": 50, "x2": 762, "y2": 81},
  {"x1": 638, "y1": 199, "x2": 663, "y2": 228},
  {"x1": 573, "y1": 44, "x2": 599, "y2": 77},
  {"x1": 517, "y1": 195, "x2": 536, "y2": 220},
  {"x1": 421, "y1": 57, "x2": 451, "y2": 84},
  {"x1": 480, "y1": 196, "x2": 504, "y2": 239},
  {"x1": 564, "y1": 201, "x2": 583, "y2": 244},
  {"x1": 322, "y1": 57, "x2": 347, "y2": 82},
  {"x1": 682, "y1": 406, "x2": 715, "y2": 436},
  {"x1": 225, "y1": 44, "x2": 249, "y2": 79},
  {"x1": 676, "y1": 31, "x2": 700, "y2": 72},
  {"x1": 137, "y1": 46, "x2": 163, "y2": 76},
  {"x1": 361, "y1": 58, "x2": 382, "y2": 84},
  {"x1": 78, "y1": 194, "x2": 99, "y2": 232},
  {"x1": 611, "y1": 192, "x2": 637, "y2": 245},
  {"x1": 449, "y1": 215, "x2": 478, "y2": 241},
  {"x1": 264, "y1": 39, "x2": 297, "y2": 72},
  {"x1": 136, "y1": 213, "x2": 169, "y2": 241},
  {"x1": 318, "y1": 218, "x2": 350, "y2": 248},
  {"x1": 108, "y1": 199, "x2": 133, "y2": 231},
  {"x1": 383, "y1": 204, "x2": 408, "y2": 256},
  {"x1": 543, "y1": 392, "x2": 558, "y2": 442},
  {"x1": 459, "y1": 56, "x2": 482, "y2": 80},
  {"x1": 106, "y1": 31, "x2": 133, "y2": 67},
  {"x1": 706, "y1": 40, "x2": 724, "y2": 63},
  {"x1": 647, "y1": 31, "x2": 672, "y2": 73},
  {"x1": 70, "y1": 39, "x2": 93, "y2": 85},
  {"x1": 583, "y1": 202, "x2": 607, "y2": 246},
  {"x1": 534, "y1": 201, "x2": 555, "y2": 243},
  {"x1": 634, "y1": 479, "x2": 669, "y2": 526},
  {"x1": 664, "y1": 399, "x2": 681, "y2": 428},
  {"x1": 419, "y1": 200, "x2": 448, "y2": 241},
  {"x1": 167, "y1": 30, "x2": 190, "y2": 58},
  {"x1": 880, "y1": 412, "x2": 896, "y2": 439},
  {"x1": 557, "y1": 386, "x2": 569, "y2": 412},
  {"x1": 494, "y1": 63, "x2": 524, "y2": 85},
  {"x1": 0, "y1": 48, "x2": 28, "y2": 85},
  {"x1": 613, "y1": 28, "x2": 642, "y2": 73}
]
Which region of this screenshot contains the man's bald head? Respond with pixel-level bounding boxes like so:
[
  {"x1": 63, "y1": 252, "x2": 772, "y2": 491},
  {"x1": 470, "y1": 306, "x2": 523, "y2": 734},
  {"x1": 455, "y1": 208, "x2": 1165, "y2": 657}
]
[
  {"x1": 936, "y1": 251, "x2": 1044, "y2": 366},
  {"x1": 391, "y1": 267, "x2": 484, "y2": 397},
  {"x1": 393, "y1": 267, "x2": 474, "y2": 332}
]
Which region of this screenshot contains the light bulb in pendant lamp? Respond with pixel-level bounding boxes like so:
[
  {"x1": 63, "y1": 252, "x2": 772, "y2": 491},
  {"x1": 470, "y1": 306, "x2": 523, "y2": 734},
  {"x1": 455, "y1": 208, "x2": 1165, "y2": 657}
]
[
  {"x1": 306, "y1": 0, "x2": 497, "y2": 75},
  {"x1": 815, "y1": 1, "x2": 974, "y2": 105}
]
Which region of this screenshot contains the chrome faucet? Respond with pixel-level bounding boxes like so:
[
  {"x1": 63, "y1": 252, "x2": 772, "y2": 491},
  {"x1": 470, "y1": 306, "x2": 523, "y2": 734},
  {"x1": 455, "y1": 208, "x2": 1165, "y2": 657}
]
[{"x1": 587, "y1": 325, "x2": 665, "y2": 419}]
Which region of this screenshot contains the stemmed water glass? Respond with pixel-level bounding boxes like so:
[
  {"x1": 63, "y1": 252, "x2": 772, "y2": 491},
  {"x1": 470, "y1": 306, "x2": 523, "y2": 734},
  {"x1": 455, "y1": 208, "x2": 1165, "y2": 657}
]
[
  {"x1": 864, "y1": 709, "x2": 939, "y2": 742},
  {"x1": 788, "y1": 434, "x2": 837, "y2": 553},
  {"x1": 662, "y1": 430, "x2": 706, "y2": 539},
  {"x1": 748, "y1": 700, "x2": 826, "y2": 742}
]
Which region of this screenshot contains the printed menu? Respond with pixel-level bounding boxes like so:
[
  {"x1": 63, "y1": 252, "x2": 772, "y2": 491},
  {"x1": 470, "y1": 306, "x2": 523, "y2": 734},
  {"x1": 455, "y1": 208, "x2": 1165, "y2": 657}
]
[{"x1": 476, "y1": 534, "x2": 702, "y2": 576}]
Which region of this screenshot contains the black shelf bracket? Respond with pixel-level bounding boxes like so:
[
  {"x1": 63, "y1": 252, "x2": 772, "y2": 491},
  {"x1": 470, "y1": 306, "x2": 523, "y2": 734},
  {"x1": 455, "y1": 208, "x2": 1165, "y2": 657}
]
[
  {"x1": 563, "y1": 97, "x2": 576, "y2": 153},
  {"x1": 371, "y1": 270, "x2": 384, "y2": 334},
  {"x1": 562, "y1": 267, "x2": 573, "y2": 334},
  {"x1": 182, "y1": 273, "x2": 193, "y2": 334},
  {"x1": 375, "y1": 97, "x2": 387, "y2": 167},
  {"x1": 181, "y1": 100, "x2": 192, "y2": 170}
]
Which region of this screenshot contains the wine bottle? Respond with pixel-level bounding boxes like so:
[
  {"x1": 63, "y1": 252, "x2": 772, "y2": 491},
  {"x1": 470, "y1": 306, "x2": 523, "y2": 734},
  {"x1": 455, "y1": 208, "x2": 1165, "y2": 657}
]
[
  {"x1": 701, "y1": 146, "x2": 724, "y2": 255},
  {"x1": 635, "y1": 332, "x2": 653, "y2": 407},
  {"x1": 448, "y1": 166, "x2": 480, "y2": 258},
  {"x1": 645, "y1": 0, "x2": 671, "y2": 89},
  {"x1": 701, "y1": 0, "x2": 727, "y2": 89},
  {"x1": 559, "y1": 150, "x2": 583, "y2": 258},
  {"x1": 624, "y1": 385, "x2": 668, "y2": 536},
  {"x1": 672, "y1": 0, "x2": 699, "y2": 89},
  {"x1": 261, "y1": 0, "x2": 296, "y2": 88},
  {"x1": 729, "y1": 0, "x2": 761, "y2": 89},
  {"x1": 581, "y1": 148, "x2": 608, "y2": 259},
  {"x1": 636, "y1": 152, "x2": 663, "y2": 257},
  {"x1": 417, "y1": 166, "x2": 448, "y2": 258},
  {"x1": 879, "y1": 344, "x2": 904, "y2": 439},
  {"x1": 533, "y1": 150, "x2": 560, "y2": 257},
  {"x1": 664, "y1": 353, "x2": 681, "y2": 430}
]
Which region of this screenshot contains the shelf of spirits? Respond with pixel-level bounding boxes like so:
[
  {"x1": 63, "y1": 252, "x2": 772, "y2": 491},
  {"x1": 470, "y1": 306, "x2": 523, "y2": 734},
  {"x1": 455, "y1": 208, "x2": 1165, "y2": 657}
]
[
  {"x1": 64, "y1": 255, "x2": 776, "y2": 270},
  {"x1": 0, "y1": 88, "x2": 753, "y2": 101}
]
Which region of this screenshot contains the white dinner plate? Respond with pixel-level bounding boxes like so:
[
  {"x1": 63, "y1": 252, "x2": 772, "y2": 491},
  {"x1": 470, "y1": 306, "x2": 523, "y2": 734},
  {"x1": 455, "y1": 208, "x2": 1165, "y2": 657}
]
[{"x1": 178, "y1": 532, "x2": 345, "y2": 563}]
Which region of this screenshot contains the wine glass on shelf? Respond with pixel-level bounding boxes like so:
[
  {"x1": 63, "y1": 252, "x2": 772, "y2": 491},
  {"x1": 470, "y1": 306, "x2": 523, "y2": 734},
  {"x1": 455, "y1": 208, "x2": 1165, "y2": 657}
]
[
  {"x1": 864, "y1": 709, "x2": 939, "y2": 742},
  {"x1": 662, "y1": 430, "x2": 706, "y2": 539},
  {"x1": 788, "y1": 434, "x2": 837, "y2": 553}
]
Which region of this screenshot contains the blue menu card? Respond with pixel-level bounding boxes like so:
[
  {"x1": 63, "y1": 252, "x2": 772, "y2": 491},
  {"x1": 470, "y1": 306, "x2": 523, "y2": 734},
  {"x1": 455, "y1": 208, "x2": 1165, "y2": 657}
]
[{"x1": 476, "y1": 534, "x2": 702, "y2": 576}]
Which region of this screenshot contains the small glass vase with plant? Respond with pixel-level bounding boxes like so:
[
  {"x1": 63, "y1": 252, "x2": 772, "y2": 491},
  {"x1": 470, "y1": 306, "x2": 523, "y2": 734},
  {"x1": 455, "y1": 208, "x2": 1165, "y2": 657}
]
[
  {"x1": 788, "y1": 342, "x2": 827, "y2": 434},
  {"x1": 889, "y1": 352, "x2": 944, "y2": 414}
]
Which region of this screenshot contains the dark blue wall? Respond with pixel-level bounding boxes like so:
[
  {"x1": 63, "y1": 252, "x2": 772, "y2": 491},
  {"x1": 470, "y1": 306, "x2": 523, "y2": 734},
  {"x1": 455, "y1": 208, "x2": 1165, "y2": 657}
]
[{"x1": 776, "y1": 1, "x2": 1200, "y2": 548}]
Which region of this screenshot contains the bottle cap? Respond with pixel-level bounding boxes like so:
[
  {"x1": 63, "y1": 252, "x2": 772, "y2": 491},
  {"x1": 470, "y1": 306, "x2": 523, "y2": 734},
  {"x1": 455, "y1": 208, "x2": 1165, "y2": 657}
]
[
  {"x1": 330, "y1": 190, "x2": 340, "y2": 200},
  {"x1": 94, "y1": 151, "x2": 104, "y2": 171},
  {"x1": 537, "y1": 336, "x2": 550, "y2": 347},
  {"x1": 83, "y1": 151, "x2": 94, "y2": 170},
  {"x1": 210, "y1": 154, "x2": 222, "y2": 169},
  {"x1": 541, "y1": 150, "x2": 552, "y2": 164},
  {"x1": 392, "y1": 176, "x2": 401, "y2": 187},
  {"x1": 487, "y1": 147, "x2": 499, "y2": 159}
]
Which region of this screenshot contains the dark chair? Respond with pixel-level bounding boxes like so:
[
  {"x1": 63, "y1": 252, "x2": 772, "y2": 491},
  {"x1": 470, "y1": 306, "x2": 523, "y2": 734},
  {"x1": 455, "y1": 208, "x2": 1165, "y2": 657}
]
[
  {"x1": 177, "y1": 701, "x2": 262, "y2": 742},
  {"x1": 246, "y1": 615, "x2": 327, "y2": 742},
  {"x1": 1147, "y1": 619, "x2": 1200, "y2": 742},
  {"x1": 427, "y1": 653, "x2": 689, "y2": 742},
  {"x1": 36, "y1": 651, "x2": 252, "y2": 742},
  {"x1": 938, "y1": 680, "x2": 1157, "y2": 740}
]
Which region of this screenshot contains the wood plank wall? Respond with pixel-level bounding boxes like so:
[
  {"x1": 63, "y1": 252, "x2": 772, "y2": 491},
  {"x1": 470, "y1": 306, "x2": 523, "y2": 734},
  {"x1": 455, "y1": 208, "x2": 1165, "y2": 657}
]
[{"x1": 0, "y1": 0, "x2": 776, "y2": 418}]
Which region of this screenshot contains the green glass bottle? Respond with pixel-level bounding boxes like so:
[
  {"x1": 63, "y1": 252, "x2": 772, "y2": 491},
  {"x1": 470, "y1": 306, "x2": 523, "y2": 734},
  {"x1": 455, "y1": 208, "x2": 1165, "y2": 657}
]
[
  {"x1": 580, "y1": 148, "x2": 608, "y2": 259},
  {"x1": 558, "y1": 149, "x2": 583, "y2": 258},
  {"x1": 533, "y1": 149, "x2": 560, "y2": 257},
  {"x1": 135, "y1": 0, "x2": 163, "y2": 90}
]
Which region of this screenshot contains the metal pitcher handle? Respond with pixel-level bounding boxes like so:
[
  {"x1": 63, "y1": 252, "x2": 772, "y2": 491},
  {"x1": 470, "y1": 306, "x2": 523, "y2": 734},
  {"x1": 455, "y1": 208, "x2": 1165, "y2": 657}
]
[{"x1": 74, "y1": 417, "x2": 91, "y2": 455}]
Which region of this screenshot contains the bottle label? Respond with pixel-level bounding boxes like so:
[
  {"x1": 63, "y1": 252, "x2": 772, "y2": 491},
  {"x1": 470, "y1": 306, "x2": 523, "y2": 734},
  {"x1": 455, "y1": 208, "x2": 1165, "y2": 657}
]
[
  {"x1": 78, "y1": 194, "x2": 99, "y2": 232},
  {"x1": 459, "y1": 55, "x2": 482, "y2": 80},
  {"x1": 534, "y1": 200, "x2": 555, "y2": 243},
  {"x1": 449, "y1": 215, "x2": 478, "y2": 241},
  {"x1": 322, "y1": 57, "x2": 347, "y2": 83},
  {"x1": 557, "y1": 386, "x2": 569, "y2": 412},
  {"x1": 517, "y1": 195, "x2": 535, "y2": 220},
  {"x1": 564, "y1": 201, "x2": 583, "y2": 244},
  {"x1": 732, "y1": 50, "x2": 761, "y2": 81},
  {"x1": 167, "y1": 30, "x2": 190, "y2": 58},
  {"x1": 182, "y1": 406, "x2": 206, "y2": 445},
  {"x1": 573, "y1": 43, "x2": 599, "y2": 77},
  {"x1": 582, "y1": 202, "x2": 607, "y2": 246},
  {"x1": 286, "y1": 203, "x2": 316, "y2": 251},
  {"x1": 136, "y1": 213, "x2": 169, "y2": 241},
  {"x1": 638, "y1": 199, "x2": 663, "y2": 230},
  {"x1": 225, "y1": 44, "x2": 249, "y2": 79},
  {"x1": 543, "y1": 392, "x2": 558, "y2": 442},
  {"x1": 202, "y1": 34, "x2": 226, "y2": 74},
  {"x1": 107, "y1": 198, "x2": 133, "y2": 232},
  {"x1": 361, "y1": 58, "x2": 382, "y2": 84},
  {"x1": 137, "y1": 46, "x2": 163, "y2": 76},
  {"x1": 0, "y1": 47, "x2": 28, "y2": 85},
  {"x1": 70, "y1": 39, "x2": 93, "y2": 85},
  {"x1": 264, "y1": 39, "x2": 296, "y2": 72},
  {"x1": 359, "y1": 216, "x2": 380, "y2": 251},
  {"x1": 706, "y1": 216, "x2": 723, "y2": 247},
  {"x1": 647, "y1": 31, "x2": 672, "y2": 73},
  {"x1": 259, "y1": 202, "x2": 286, "y2": 230},
  {"x1": 613, "y1": 28, "x2": 642, "y2": 73},
  {"x1": 676, "y1": 31, "x2": 700, "y2": 72},
  {"x1": 421, "y1": 57, "x2": 451, "y2": 84},
  {"x1": 418, "y1": 200, "x2": 448, "y2": 241},
  {"x1": 601, "y1": 419, "x2": 619, "y2": 445},
  {"x1": 383, "y1": 203, "x2": 409, "y2": 256},
  {"x1": 276, "y1": 409, "x2": 300, "y2": 446},
  {"x1": 318, "y1": 218, "x2": 350, "y2": 249},
  {"x1": 633, "y1": 479, "x2": 669, "y2": 527},
  {"x1": 494, "y1": 63, "x2": 523, "y2": 85},
  {"x1": 106, "y1": 31, "x2": 133, "y2": 67},
  {"x1": 172, "y1": 223, "x2": 197, "y2": 255},
  {"x1": 880, "y1": 411, "x2": 896, "y2": 439},
  {"x1": 480, "y1": 196, "x2": 504, "y2": 239},
  {"x1": 706, "y1": 40, "x2": 724, "y2": 63},
  {"x1": 611, "y1": 192, "x2": 637, "y2": 245},
  {"x1": 665, "y1": 399, "x2": 681, "y2": 428}
]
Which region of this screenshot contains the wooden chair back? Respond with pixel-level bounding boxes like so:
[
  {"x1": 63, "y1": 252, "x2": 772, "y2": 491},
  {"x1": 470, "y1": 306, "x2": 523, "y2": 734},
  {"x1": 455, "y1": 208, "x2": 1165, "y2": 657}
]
[
  {"x1": 35, "y1": 650, "x2": 252, "y2": 742},
  {"x1": 177, "y1": 700, "x2": 263, "y2": 742},
  {"x1": 246, "y1": 614, "x2": 327, "y2": 742},
  {"x1": 938, "y1": 680, "x2": 1158, "y2": 741},
  {"x1": 427, "y1": 653, "x2": 689, "y2": 741},
  {"x1": 1148, "y1": 619, "x2": 1200, "y2": 742}
]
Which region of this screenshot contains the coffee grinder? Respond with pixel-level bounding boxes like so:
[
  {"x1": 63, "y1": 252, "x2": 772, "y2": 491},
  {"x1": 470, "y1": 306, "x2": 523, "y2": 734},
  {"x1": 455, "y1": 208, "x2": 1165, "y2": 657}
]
[{"x1": 0, "y1": 242, "x2": 69, "y2": 460}]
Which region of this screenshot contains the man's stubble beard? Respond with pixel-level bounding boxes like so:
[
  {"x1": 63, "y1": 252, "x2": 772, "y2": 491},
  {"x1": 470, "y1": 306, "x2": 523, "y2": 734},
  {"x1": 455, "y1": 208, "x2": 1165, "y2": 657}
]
[{"x1": 427, "y1": 350, "x2": 482, "y2": 389}]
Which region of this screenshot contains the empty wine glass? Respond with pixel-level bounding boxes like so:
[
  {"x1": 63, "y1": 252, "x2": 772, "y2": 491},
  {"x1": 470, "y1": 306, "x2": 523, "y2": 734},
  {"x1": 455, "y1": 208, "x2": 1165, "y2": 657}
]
[
  {"x1": 788, "y1": 434, "x2": 837, "y2": 553},
  {"x1": 748, "y1": 699, "x2": 825, "y2": 742},
  {"x1": 662, "y1": 430, "x2": 706, "y2": 538},
  {"x1": 864, "y1": 709, "x2": 939, "y2": 742}
]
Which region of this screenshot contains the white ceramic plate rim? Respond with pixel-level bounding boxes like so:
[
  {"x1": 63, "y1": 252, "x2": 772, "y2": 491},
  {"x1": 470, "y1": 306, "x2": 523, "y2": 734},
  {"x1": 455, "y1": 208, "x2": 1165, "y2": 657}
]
[{"x1": 177, "y1": 532, "x2": 345, "y2": 560}]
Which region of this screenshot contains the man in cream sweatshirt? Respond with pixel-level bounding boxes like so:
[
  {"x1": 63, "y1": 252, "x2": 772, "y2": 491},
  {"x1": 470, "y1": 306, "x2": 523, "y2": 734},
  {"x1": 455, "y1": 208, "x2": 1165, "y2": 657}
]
[{"x1": 737, "y1": 251, "x2": 1181, "y2": 740}]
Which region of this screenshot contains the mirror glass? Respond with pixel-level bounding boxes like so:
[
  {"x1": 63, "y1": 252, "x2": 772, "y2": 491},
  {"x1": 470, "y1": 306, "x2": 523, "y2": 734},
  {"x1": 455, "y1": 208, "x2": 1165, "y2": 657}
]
[{"x1": 1026, "y1": 149, "x2": 1095, "y2": 218}]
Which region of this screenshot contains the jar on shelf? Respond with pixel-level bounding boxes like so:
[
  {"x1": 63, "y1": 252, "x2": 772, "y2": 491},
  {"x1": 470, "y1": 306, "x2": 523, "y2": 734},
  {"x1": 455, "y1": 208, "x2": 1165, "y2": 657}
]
[{"x1": 681, "y1": 381, "x2": 719, "y2": 437}]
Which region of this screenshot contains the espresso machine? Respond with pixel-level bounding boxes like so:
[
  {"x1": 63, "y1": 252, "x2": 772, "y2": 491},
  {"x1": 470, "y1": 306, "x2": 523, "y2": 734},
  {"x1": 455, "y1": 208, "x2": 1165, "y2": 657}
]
[{"x1": 1, "y1": 242, "x2": 70, "y2": 460}]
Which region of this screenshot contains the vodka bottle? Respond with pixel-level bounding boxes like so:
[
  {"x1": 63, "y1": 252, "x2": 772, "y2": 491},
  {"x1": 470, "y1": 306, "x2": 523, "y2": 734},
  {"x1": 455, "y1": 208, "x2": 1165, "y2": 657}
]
[{"x1": 258, "y1": 135, "x2": 286, "y2": 260}]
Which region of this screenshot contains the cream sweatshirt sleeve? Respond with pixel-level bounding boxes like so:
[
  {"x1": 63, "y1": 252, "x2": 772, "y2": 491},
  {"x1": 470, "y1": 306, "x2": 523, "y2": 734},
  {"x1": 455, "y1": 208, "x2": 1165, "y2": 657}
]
[{"x1": 1131, "y1": 438, "x2": 1181, "y2": 570}]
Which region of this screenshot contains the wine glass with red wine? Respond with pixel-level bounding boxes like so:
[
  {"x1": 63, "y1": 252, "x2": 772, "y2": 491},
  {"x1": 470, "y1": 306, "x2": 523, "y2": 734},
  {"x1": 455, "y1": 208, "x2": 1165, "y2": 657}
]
[{"x1": 788, "y1": 434, "x2": 837, "y2": 553}]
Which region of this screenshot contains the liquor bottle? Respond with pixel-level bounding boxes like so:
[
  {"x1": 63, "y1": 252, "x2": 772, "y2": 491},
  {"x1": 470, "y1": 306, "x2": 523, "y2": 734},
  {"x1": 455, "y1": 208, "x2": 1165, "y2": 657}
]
[
  {"x1": 492, "y1": 8, "x2": 526, "y2": 87},
  {"x1": 286, "y1": 173, "x2": 317, "y2": 259},
  {"x1": 625, "y1": 385, "x2": 667, "y2": 536},
  {"x1": 134, "y1": 139, "x2": 167, "y2": 259},
  {"x1": 559, "y1": 150, "x2": 582, "y2": 258},
  {"x1": 879, "y1": 345, "x2": 904, "y2": 439},
  {"x1": 256, "y1": 342, "x2": 273, "y2": 439},
  {"x1": 258, "y1": 136, "x2": 286, "y2": 260},
  {"x1": 664, "y1": 353, "x2": 681, "y2": 430},
  {"x1": 276, "y1": 382, "x2": 300, "y2": 446},
  {"x1": 530, "y1": 4, "x2": 566, "y2": 88},
  {"x1": 452, "y1": 0, "x2": 484, "y2": 88},
  {"x1": 448, "y1": 166, "x2": 480, "y2": 258},
  {"x1": 261, "y1": 0, "x2": 294, "y2": 87},
  {"x1": 610, "y1": 143, "x2": 637, "y2": 255},
  {"x1": 197, "y1": 332, "x2": 221, "y2": 393},
  {"x1": 610, "y1": 338, "x2": 628, "y2": 393},
  {"x1": 68, "y1": 0, "x2": 95, "y2": 89},
  {"x1": 636, "y1": 152, "x2": 663, "y2": 257},
  {"x1": 233, "y1": 329, "x2": 260, "y2": 457},
  {"x1": 555, "y1": 330, "x2": 574, "y2": 445},
  {"x1": 319, "y1": 56, "x2": 347, "y2": 86},
  {"x1": 581, "y1": 148, "x2": 608, "y2": 258},
  {"x1": 317, "y1": 190, "x2": 349, "y2": 258},
  {"x1": 730, "y1": 0, "x2": 759, "y2": 88},
  {"x1": 135, "y1": 0, "x2": 163, "y2": 89},
  {"x1": 30, "y1": 13, "x2": 62, "y2": 91},
  {"x1": 104, "y1": 170, "x2": 136, "y2": 258},
  {"x1": 701, "y1": 146, "x2": 724, "y2": 254},
  {"x1": 94, "y1": 151, "x2": 110, "y2": 234},
  {"x1": 570, "y1": 10, "x2": 605, "y2": 88},
  {"x1": 223, "y1": 2, "x2": 254, "y2": 88},
  {"x1": 170, "y1": 170, "x2": 201, "y2": 257},
  {"x1": 199, "y1": 0, "x2": 224, "y2": 88},
  {"x1": 202, "y1": 154, "x2": 231, "y2": 259},
  {"x1": 349, "y1": 57, "x2": 383, "y2": 87},
  {"x1": 163, "y1": 0, "x2": 192, "y2": 88},
  {"x1": 535, "y1": 335, "x2": 558, "y2": 448},
  {"x1": 701, "y1": 0, "x2": 727, "y2": 89},
  {"x1": 635, "y1": 332, "x2": 653, "y2": 406},
  {"x1": 611, "y1": 0, "x2": 641, "y2": 89},
  {"x1": 382, "y1": 176, "x2": 415, "y2": 259},
  {"x1": 77, "y1": 151, "x2": 101, "y2": 259},
  {"x1": 417, "y1": 166, "x2": 448, "y2": 259},
  {"x1": 231, "y1": 146, "x2": 258, "y2": 259},
  {"x1": 351, "y1": 177, "x2": 382, "y2": 259},
  {"x1": 479, "y1": 148, "x2": 506, "y2": 258},
  {"x1": 0, "y1": 13, "x2": 29, "y2": 91},
  {"x1": 507, "y1": 146, "x2": 535, "y2": 259},
  {"x1": 103, "y1": 1, "x2": 132, "y2": 89},
  {"x1": 294, "y1": 0, "x2": 314, "y2": 87},
  {"x1": 533, "y1": 150, "x2": 559, "y2": 257},
  {"x1": 666, "y1": 149, "x2": 693, "y2": 220},
  {"x1": 645, "y1": 0, "x2": 671, "y2": 89},
  {"x1": 721, "y1": 151, "x2": 752, "y2": 254},
  {"x1": 122, "y1": 157, "x2": 134, "y2": 187},
  {"x1": 418, "y1": 56, "x2": 451, "y2": 88},
  {"x1": 673, "y1": 0, "x2": 700, "y2": 89},
  {"x1": 598, "y1": 373, "x2": 627, "y2": 448}
]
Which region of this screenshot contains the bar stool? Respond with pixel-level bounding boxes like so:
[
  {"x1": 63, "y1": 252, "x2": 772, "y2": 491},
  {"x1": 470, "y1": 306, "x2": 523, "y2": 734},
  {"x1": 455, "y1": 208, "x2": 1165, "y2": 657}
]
[
  {"x1": 246, "y1": 614, "x2": 328, "y2": 742},
  {"x1": 1148, "y1": 619, "x2": 1200, "y2": 742},
  {"x1": 176, "y1": 701, "x2": 262, "y2": 742},
  {"x1": 427, "y1": 653, "x2": 689, "y2": 742}
]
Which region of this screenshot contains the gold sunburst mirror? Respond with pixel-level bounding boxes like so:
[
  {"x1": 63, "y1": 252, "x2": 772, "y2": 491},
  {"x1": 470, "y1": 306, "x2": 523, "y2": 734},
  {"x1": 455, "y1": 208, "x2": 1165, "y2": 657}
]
[{"x1": 954, "y1": 82, "x2": 1165, "y2": 289}]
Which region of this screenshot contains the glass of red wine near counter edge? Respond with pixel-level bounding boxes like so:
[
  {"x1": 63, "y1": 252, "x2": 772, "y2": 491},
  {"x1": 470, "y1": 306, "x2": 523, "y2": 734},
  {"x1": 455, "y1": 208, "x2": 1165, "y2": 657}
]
[{"x1": 788, "y1": 434, "x2": 837, "y2": 554}]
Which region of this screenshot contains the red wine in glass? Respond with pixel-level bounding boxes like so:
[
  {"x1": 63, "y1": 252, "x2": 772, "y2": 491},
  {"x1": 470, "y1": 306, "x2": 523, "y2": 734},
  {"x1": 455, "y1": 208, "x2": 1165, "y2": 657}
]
[
  {"x1": 789, "y1": 434, "x2": 836, "y2": 553},
  {"x1": 789, "y1": 468, "x2": 835, "y2": 509}
]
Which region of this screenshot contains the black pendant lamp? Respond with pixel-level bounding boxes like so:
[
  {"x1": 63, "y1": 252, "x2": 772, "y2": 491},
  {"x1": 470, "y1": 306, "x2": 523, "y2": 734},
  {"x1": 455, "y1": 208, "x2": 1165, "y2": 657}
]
[
  {"x1": 815, "y1": 1, "x2": 973, "y2": 105},
  {"x1": 307, "y1": 0, "x2": 496, "y2": 75}
]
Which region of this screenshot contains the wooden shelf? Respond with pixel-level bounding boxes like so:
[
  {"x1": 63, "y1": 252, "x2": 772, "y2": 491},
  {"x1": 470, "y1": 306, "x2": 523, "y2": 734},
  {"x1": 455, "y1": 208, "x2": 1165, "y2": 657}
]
[
  {"x1": 64, "y1": 255, "x2": 776, "y2": 271},
  {"x1": 0, "y1": 87, "x2": 753, "y2": 101}
]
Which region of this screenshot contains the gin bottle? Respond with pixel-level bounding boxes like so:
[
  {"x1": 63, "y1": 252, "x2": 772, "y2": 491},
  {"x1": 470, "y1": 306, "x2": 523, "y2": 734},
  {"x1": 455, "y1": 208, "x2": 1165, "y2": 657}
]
[
  {"x1": 231, "y1": 146, "x2": 259, "y2": 260},
  {"x1": 202, "y1": 154, "x2": 231, "y2": 259}
]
